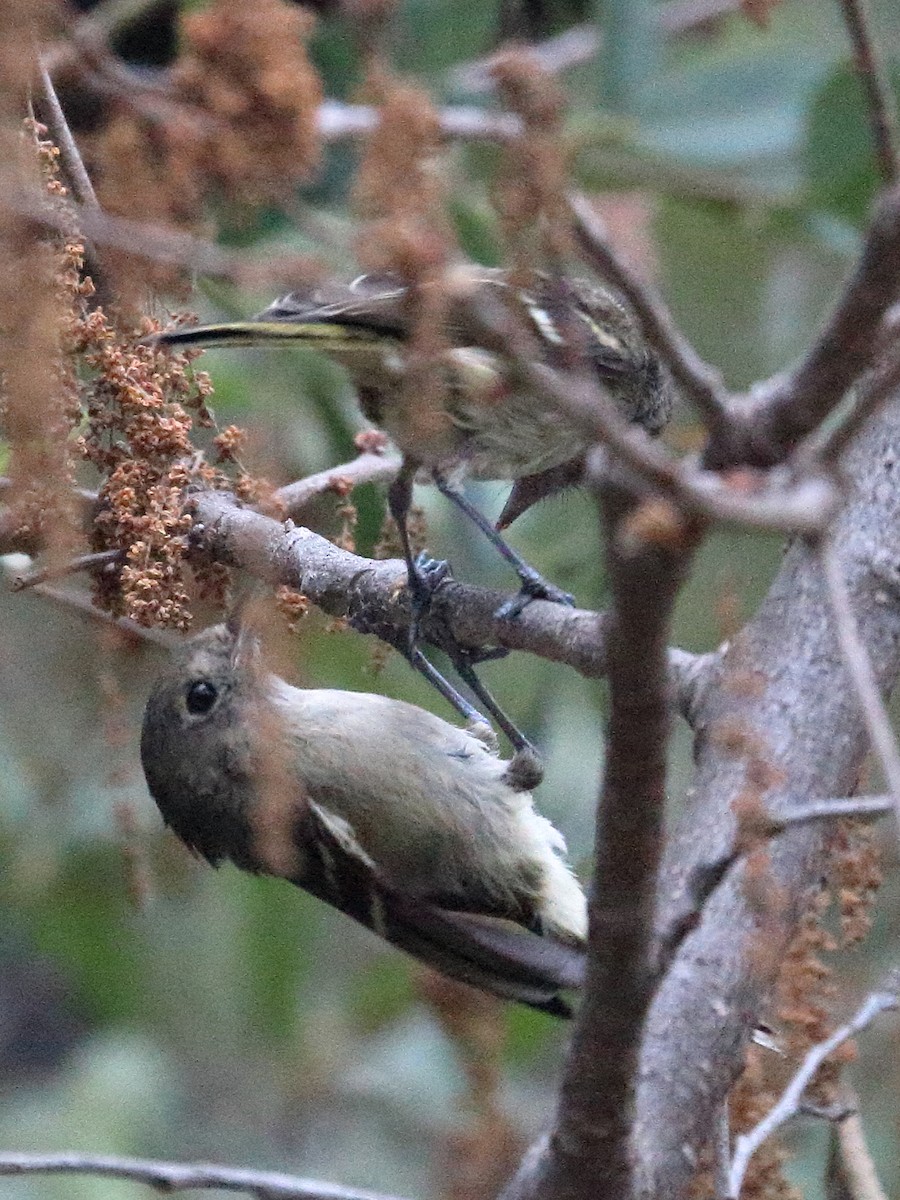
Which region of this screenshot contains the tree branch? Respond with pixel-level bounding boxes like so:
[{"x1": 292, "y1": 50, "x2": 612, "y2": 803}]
[
  {"x1": 728, "y1": 975, "x2": 900, "y2": 1198},
  {"x1": 634, "y1": 386, "x2": 900, "y2": 1200},
  {"x1": 568, "y1": 192, "x2": 731, "y2": 432},
  {"x1": 818, "y1": 537, "x2": 900, "y2": 845},
  {"x1": 503, "y1": 470, "x2": 700, "y2": 1200},
  {"x1": 715, "y1": 184, "x2": 900, "y2": 468},
  {"x1": 0, "y1": 1152, "x2": 407, "y2": 1200},
  {"x1": 839, "y1": 0, "x2": 900, "y2": 185}
]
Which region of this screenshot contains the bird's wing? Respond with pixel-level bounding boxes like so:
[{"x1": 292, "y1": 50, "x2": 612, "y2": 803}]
[{"x1": 294, "y1": 799, "x2": 584, "y2": 1018}]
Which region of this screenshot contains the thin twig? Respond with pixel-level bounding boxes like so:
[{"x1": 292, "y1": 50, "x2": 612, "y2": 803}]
[
  {"x1": 275, "y1": 451, "x2": 402, "y2": 519},
  {"x1": 0, "y1": 1152, "x2": 406, "y2": 1200},
  {"x1": 839, "y1": 0, "x2": 900, "y2": 185},
  {"x1": 12, "y1": 548, "x2": 121, "y2": 590},
  {"x1": 530, "y1": 362, "x2": 838, "y2": 535},
  {"x1": 723, "y1": 184, "x2": 900, "y2": 469},
  {"x1": 35, "y1": 54, "x2": 116, "y2": 310},
  {"x1": 653, "y1": 792, "x2": 893, "y2": 976},
  {"x1": 568, "y1": 191, "x2": 731, "y2": 432},
  {"x1": 728, "y1": 974, "x2": 900, "y2": 1198},
  {"x1": 794, "y1": 347, "x2": 900, "y2": 469},
  {"x1": 774, "y1": 795, "x2": 893, "y2": 828},
  {"x1": 464, "y1": 282, "x2": 839, "y2": 535},
  {"x1": 4, "y1": 188, "x2": 243, "y2": 279},
  {"x1": 318, "y1": 99, "x2": 522, "y2": 143},
  {"x1": 38, "y1": 57, "x2": 100, "y2": 210},
  {"x1": 818, "y1": 539, "x2": 900, "y2": 844},
  {"x1": 714, "y1": 1104, "x2": 732, "y2": 1200},
  {"x1": 17, "y1": 581, "x2": 179, "y2": 650},
  {"x1": 829, "y1": 1086, "x2": 890, "y2": 1200},
  {"x1": 449, "y1": 0, "x2": 740, "y2": 92}
]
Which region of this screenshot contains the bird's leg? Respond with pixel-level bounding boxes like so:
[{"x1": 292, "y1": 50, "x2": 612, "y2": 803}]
[
  {"x1": 431, "y1": 472, "x2": 575, "y2": 620},
  {"x1": 387, "y1": 462, "x2": 538, "y2": 755},
  {"x1": 444, "y1": 647, "x2": 539, "y2": 760},
  {"x1": 405, "y1": 648, "x2": 494, "y2": 742},
  {"x1": 387, "y1": 459, "x2": 451, "y2": 654}
]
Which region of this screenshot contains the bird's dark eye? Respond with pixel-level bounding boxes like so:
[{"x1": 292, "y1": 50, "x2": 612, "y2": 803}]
[{"x1": 185, "y1": 680, "x2": 218, "y2": 715}]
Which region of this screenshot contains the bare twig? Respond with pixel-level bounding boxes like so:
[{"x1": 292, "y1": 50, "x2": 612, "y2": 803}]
[
  {"x1": 318, "y1": 99, "x2": 523, "y2": 143},
  {"x1": 722, "y1": 184, "x2": 900, "y2": 469},
  {"x1": 839, "y1": 0, "x2": 900, "y2": 185},
  {"x1": 4, "y1": 188, "x2": 244, "y2": 279},
  {"x1": 0, "y1": 1151, "x2": 406, "y2": 1200},
  {"x1": 794, "y1": 346, "x2": 900, "y2": 469},
  {"x1": 275, "y1": 451, "x2": 402, "y2": 519},
  {"x1": 37, "y1": 58, "x2": 99, "y2": 210},
  {"x1": 654, "y1": 791, "x2": 893, "y2": 977},
  {"x1": 818, "y1": 538, "x2": 900, "y2": 843},
  {"x1": 34, "y1": 54, "x2": 117, "y2": 310},
  {"x1": 774, "y1": 794, "x2": 893, "y2": 827},
  {"x1": 530, "y1": 362, "x2": 838, "y2": 535},
  {"x1": 12, "y1": 548, "x2": 121, "y2": 590},
  {"x1": 450, "y1": 0, "x2": 741, "y2": 92},
  {"x1": 464, "y1": 283, "x2": 838, "y2": 535},
  {"x1": 568, "y1": 191, "x2": 731, "y2": 432},
  {"x1": 728, "y1": 975, "x2": 900, "y2": 1198},
  {"x1": 828, "y1": 1086, "x2": 890, "y2": 1200},
  {"x1": 715, "y1": 1104, "x2": 732, "y2": 1200},
  {"x1": 15, "y1": 582, "x2": 179, "y2": 650}
]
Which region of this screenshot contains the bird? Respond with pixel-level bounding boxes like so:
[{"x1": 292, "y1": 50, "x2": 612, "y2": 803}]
[
  {"x1": 140, "y1": 622, "x2": 588, "y2": 1016},
  {"x1": 152, "y1": 267, "x2": 674, "y2": 612}
]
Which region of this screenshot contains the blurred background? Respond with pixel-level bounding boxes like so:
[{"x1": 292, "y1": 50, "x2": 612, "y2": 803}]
[{"x1": 2, "y1": 0, "x2": 900, "y2": 1197}]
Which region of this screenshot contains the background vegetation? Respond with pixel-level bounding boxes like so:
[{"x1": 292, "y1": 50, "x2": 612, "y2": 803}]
[{"x1": 1, "y1": 1, "x2": 899, "y2": 1198}]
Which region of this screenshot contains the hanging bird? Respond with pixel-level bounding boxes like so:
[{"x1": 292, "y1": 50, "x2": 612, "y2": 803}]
[{"x1": 141, "y1": 622, "x2": 588, "y2": 1016}]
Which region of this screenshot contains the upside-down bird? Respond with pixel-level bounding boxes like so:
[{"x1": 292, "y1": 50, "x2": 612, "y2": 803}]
[{"x1": 141, "y1": 622, "x2": 588, "y2": 1016}]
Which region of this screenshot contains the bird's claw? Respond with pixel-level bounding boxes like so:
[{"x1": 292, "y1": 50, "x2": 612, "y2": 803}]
[
  {"x1": 495, "y1": 569, "x2": 576, "y2": 621},
  {"x1": 407, "y1": 551, "x2": 452, "y2": 654}
]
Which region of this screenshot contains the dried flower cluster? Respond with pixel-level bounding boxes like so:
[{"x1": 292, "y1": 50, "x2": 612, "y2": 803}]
[
  {"x1": 354, "y1": 73, "x2": 456, "y2": 458},
  {"x1": 0, "y1": 122, "x2": 89, "y2": 569},
  {"x1": 76, "y1": 312, "x2": 216, "y2": 628},
  {"x1": 1, "y1": 117, "x2": 243, "y2": 627},
  {"x1": 174, "y1": 0, "x2": 322, "y2": 207},
  {"x1": 491, "y1": 51, "x2": 571, "y2": 272},
  {"x1": 84, "y1": 0, "x2": 322, "y2": 293}
]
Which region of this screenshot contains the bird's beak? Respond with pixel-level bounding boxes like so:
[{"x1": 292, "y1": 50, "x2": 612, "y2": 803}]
[{"x1": 225, "y1": 605, "x2": 260, "y2": 672}]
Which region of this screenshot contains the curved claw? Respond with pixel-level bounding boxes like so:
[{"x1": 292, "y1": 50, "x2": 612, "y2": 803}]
[
  {"x1": 407, "y1": 551, "x2": 454, "y2": 655},
  {"x1": 495, "y1": 572, "x2": 576, "y2": 621}
]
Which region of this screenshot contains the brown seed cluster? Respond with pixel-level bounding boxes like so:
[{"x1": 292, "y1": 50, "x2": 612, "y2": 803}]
[
  {"x1": 354, "y1": 73, "x2": 456, "y2": 457},
  {"x1": 76, "y1": 312, "x2": 218, "y2": 628},
  {"x1": 491, "y1": 50, "x2": 572, "y2": 273},
  {"x1": 175, "y1": 0, "x2": 322, "y2": 208},
  {"x1": 1, "y1": 122, "x2": 89, "y2": 570},
  {"x1": 85, "y1": 0, "x2": 322, "y2": 294}
]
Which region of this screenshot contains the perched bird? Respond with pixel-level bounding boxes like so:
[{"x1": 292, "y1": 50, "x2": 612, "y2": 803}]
[
  {"x1": 153, "y1": 268, "x2": 674, "y2": 611},
  {"x1": 140, "y1": 623, "x2": 588, "y2": 1016}
]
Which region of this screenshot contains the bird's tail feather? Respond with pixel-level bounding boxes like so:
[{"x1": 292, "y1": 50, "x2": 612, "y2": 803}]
[{"x1": 296, "y1": 800, "x2": 585, "y2": 1017}]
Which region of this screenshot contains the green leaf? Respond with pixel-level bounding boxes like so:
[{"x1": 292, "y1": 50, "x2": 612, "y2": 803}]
[{"x1": 805, "y1": 60, "x2": 900, "y2": 225}]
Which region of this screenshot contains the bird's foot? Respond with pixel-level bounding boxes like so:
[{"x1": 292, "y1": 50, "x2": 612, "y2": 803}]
[
  {"x1": 495, "y1": 568, "x2": 576, "y2": 621},
  {"x1": 407, "y1": 551, "x2": 452, "y2": 655}
]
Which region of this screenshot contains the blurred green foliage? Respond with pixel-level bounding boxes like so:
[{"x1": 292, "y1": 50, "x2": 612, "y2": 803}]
[{"x1": 2, "y1": 1, "x2": 900, "y2": 1198}]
